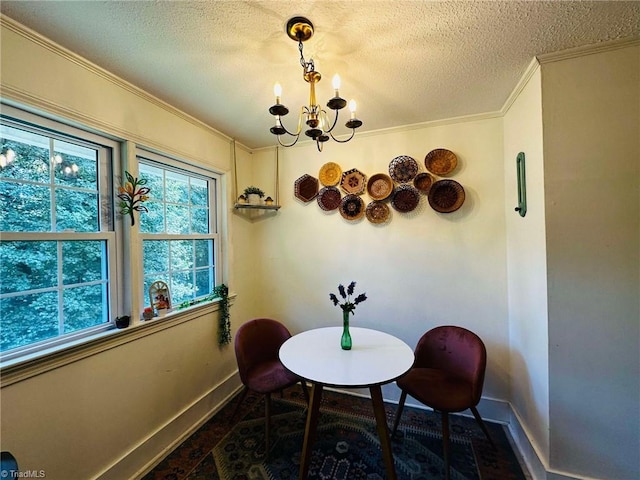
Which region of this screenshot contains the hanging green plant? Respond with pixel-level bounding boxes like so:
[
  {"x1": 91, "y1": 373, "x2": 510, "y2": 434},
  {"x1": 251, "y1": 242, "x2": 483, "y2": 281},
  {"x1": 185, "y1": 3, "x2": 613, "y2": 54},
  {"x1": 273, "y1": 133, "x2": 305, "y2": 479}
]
[
  {"x1": 174, "y1": 283, "x2": 231, "y2": 346},
  {"x1": 213, "y1": 284, "x2": 231, "y2": 346}
]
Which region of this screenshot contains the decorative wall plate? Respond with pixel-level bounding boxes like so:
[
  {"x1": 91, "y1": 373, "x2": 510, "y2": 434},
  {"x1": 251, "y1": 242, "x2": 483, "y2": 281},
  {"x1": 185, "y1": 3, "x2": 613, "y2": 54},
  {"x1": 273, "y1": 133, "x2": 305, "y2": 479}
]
[
  {"x1": 339, "y1": 194, "x2": 365, "y2": 220},
  {"x1": 388, "y1": 155, "x2": 419, "y2": 183},
  {"x1": 425, "y1": 148, "x2": 458, "y2": 176},
  {"x1": 413, "y1": 172, "x2": 434, "y2": 193},
  {"x1": 319, "y1": 162, "x2": 342, "y2": 186},
  {"x1": 366, "y1": 201, "x2": 390, "y2": 224},
  {"x1": 317, "y1": 186, "x2": 342, "y2": 211},
  {"x1": 428, "y1": 179, "x2": 465, "y2": 213},
  {"x1": 340, "y1": 168, "x2": 367, "y2": 195},
  {"x1": 391, "y1": 184, "x2": 420, "y2": 213},
  {"x1": 294, "y1": 174, "x2": 319, "y2": 202},
  {"x1": 367, "y1": 173, "x2": 394, "y2": 201}
]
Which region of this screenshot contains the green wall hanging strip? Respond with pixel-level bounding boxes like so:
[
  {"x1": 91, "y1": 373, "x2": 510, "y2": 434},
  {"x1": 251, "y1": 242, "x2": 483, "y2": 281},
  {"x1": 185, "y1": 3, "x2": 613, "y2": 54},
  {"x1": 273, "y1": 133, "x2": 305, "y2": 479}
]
[{"x1": 515, "y1": 152, "x2": 527, "y2": 217}]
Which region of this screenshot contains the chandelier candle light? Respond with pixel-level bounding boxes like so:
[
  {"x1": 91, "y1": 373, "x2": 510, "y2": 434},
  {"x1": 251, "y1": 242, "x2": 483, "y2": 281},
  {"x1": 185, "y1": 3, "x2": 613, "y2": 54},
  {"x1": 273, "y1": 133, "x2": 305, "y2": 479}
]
[{"x1": 269, "y1": 17, "x2": 363, "y2": 152}]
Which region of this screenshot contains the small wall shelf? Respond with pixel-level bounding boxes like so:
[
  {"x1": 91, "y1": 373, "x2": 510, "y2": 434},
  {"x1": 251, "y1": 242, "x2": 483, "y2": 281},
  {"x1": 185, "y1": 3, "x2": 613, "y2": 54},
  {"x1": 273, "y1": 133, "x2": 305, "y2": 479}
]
[
  {"x1": 234, "y1": 203, "x2": 281, "y2": 211},
  {"x1": 232, "y1": 142, "x2": 281, "y2": 216}
]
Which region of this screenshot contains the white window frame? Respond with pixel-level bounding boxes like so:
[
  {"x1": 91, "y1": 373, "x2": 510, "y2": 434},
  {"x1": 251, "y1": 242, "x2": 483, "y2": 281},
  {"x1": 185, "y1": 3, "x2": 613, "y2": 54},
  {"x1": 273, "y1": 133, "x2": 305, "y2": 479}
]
[
  {"x1": 0, "y1": 105, "x2": 122, "y2": 362},
  {"x1": 136, "y1": 149, "x2": 221, "y2": 308}
]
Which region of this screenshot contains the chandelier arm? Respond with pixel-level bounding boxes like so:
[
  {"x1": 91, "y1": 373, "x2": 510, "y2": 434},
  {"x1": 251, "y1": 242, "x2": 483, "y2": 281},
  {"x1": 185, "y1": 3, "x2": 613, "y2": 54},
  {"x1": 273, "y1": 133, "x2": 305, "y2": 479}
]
[
  {"x1": 275, "y1": 107, "x2": 307, "y2": 137},
  {"x1": 321, "y1": 108, "x2": 340, "y2": 134},
  {"x1": 315, "y1": 139, "x2": 324, "y2": 152},
  {"x1": 277, "y1": 134, "x2": 301, "y2": 148},
  {"x1": 276, "y1": 122, "x2": 301, "y2": 138},
  {"x1": 328, "y1": 129, "x2": 357, "y2": 144}
]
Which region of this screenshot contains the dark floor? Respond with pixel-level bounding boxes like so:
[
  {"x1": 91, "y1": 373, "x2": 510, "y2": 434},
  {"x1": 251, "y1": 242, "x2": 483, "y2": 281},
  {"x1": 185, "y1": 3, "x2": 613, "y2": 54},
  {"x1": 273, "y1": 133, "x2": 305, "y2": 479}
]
[{"x1": 144, "y1": 387, "x2": 531, "y2": 480}]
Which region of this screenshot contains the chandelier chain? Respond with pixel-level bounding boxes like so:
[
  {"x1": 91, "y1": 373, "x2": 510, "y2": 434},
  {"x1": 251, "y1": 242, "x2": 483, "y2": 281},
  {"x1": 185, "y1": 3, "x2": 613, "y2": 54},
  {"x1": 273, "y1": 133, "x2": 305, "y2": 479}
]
[{"x1": 298, "y1": 40, "x2": 315, "y2": 74}]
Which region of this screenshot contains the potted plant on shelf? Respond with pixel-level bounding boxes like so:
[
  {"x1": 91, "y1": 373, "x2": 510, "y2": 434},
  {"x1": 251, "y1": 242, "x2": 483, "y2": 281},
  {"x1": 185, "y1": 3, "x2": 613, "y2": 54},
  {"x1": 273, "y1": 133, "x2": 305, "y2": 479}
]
[{"x1": 243, "y1": 186, "x2": 265, "y2": 205}]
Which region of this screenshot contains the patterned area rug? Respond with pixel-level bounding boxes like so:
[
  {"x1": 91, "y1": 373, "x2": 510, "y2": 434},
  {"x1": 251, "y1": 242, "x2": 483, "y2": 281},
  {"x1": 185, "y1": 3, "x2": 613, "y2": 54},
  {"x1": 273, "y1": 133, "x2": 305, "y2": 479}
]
[{"x1": 144, "y1": 388, "x2": 528, "y2": 480}]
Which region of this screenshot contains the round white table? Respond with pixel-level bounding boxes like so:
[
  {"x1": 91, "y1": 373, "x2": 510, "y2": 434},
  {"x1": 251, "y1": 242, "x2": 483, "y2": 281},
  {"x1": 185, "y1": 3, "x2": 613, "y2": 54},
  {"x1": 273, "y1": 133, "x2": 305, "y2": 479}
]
[{"x1": 279, "y1": 326, "x2": 414, "y2": 480}]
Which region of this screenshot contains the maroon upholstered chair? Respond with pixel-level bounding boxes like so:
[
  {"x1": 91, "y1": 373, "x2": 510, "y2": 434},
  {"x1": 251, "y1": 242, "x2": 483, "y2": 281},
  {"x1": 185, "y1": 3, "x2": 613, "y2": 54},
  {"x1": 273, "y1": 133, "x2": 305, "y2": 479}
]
[
  {"x1": 391, "y1": 325, "x2": 494, "y2": 480},
  {"x1": 233, "y1": 318, "x2": 308, "y2": 453}
]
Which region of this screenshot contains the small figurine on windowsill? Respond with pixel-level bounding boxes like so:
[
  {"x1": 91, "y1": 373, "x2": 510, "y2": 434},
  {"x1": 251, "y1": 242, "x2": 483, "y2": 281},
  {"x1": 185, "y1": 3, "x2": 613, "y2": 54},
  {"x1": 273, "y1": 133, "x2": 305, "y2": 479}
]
[
  {"x1": 265, "y1": 196, "x2": 274, "y2": 206},
  {"x1": 142, "y1": 307, "x2": 154, "y2": 320}
]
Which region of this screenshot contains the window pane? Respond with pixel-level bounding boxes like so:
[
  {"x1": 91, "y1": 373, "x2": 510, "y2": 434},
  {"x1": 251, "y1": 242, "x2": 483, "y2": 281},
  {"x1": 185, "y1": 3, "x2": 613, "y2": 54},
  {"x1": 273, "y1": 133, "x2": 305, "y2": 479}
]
[
  {"x1": 140, "y1": 200, "x2": 164, "y2": 233},
  {"x1": 191, "y1": 207, "x2": 208, "y2": 234},
  {"x1": 0, "y1": 182, "x2": 51, "y2": 232},
  {"x1": 140, "y1": 163, "x2": 164, "y2": 201},
  {"x1": 143, "y1": 240, "x2": 169, "y2": 275},
  {"x1": 166, "y1": 171, "x2": 189, "y2": 204},
  {"x1": 195, "y1": 268, "x2": 212, "y2": 297},
  {"x1": 63, "y1": 241, "x2": 105, "y2": 284},
  {"x1": 170, "y1": 271, "x2": 192, "y2": 305},
  {"x1": 166, "y1": 205, "x2": 189, "y2": 234},
  {"x1": 63, "y1": 285, "x2": 106, "y2": 333},
  {"x1": 190, "y1": 178, "x2": 208, "y2": 206},
  {"x1": 194, "y1": 240, "x2": 211, "y2": 268},
  {"x1": 52, "y1": 140, "x2": 98, "y2": 190},
  {"x1": 0, "y1": 291, "x2": 59, "y2": 352},
  {"x1": 170, "y1": 240, "x2": 193, "y2": 271},
  {"x1": 0, "y1": 124, "x2": 50, "y2": 183},
  {"x1": 0, "y1": 241, "x2": 57, "y2": 294},
  {"x1": 56, "y1": 189, "x2": 99, "y2": 232}
]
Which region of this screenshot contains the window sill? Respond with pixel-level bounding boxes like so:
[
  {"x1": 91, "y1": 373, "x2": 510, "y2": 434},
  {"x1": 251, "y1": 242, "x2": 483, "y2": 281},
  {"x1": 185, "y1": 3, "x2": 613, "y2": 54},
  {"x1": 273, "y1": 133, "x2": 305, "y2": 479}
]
[{"x1": 0, "y1": 294, "x2": 235, "y2": 388}]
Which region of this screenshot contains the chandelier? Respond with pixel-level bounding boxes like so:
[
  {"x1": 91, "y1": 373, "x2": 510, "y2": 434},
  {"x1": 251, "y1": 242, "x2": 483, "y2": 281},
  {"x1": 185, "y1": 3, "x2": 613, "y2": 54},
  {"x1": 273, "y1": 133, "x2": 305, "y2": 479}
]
[{"x1": 268, "y1": 17, "x2": 363, "y2": 152}]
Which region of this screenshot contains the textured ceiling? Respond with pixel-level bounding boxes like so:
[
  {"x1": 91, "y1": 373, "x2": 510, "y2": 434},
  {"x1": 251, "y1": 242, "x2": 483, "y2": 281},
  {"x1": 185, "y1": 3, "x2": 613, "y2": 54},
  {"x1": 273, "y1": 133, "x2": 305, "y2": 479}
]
[{"x1": 1, "y1": 1, "x2": 639, "y2": 149}]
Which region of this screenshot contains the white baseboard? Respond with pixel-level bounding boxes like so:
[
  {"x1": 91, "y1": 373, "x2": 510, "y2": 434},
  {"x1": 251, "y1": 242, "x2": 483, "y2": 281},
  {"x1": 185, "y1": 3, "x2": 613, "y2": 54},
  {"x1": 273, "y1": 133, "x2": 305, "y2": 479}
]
[
  {"x1": 96, "y1": 371, "x2": 242, "y2": 480},
  {"x1": 507, "y1": 405, "x2": 603, "y2": 480}
]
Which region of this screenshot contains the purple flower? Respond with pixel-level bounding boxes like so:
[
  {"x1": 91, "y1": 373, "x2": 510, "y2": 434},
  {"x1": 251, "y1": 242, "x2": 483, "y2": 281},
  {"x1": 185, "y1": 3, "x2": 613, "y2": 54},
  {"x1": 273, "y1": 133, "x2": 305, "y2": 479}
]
[{"x1": 329, "y1": 281, "x2": 367, "y2": 316}]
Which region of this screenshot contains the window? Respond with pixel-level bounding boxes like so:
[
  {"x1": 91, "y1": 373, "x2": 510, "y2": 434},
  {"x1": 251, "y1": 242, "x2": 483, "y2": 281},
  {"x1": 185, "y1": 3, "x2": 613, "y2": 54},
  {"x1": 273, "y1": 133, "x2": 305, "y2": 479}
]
[
  {"x1": 0, "y1": 108, "x2": 118, "y2": 357},
  {"x1": 138, "y1": 151, "x2": 219, "y2": 308},
  {"x1": 0, "y1": 107, "x2": 223, "y2": 364}
]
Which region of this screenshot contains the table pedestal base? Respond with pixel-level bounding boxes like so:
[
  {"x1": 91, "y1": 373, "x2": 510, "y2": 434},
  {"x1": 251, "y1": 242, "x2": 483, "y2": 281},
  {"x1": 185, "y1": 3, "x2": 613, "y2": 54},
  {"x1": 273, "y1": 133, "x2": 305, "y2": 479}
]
[{"x1": 298, "y1": 383, "x2": 397, "y2": 480}]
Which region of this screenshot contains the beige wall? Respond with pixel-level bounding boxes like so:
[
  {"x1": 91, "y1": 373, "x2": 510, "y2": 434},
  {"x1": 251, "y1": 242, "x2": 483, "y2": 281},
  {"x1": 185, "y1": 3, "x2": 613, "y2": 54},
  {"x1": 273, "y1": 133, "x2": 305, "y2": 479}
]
[
  {"x1": 0, "y1": 18, "x2": 259, "y2": 479},
  {"x1": 541, "y1": 44, "x2": 639, "y2": 479},
  {"x1": 503, "y1": 64, "x2": 550, "y2": 465},
  {"x1": 250, "y1": 116, "x2": 511, "y2": 404}
]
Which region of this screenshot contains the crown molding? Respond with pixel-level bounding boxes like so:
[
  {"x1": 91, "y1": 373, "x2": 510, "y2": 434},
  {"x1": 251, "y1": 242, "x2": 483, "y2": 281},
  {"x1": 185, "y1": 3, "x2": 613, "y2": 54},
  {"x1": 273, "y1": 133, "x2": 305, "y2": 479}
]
[
  {"x1": 0, "y1": 15, "x2": 236, "y2": 146},
  {"x1": 499, "y1": 57, "x2": 541, "y2": 116},
  {"x1": 537, "y1": 36, "x2": 640, "y2": 64}
]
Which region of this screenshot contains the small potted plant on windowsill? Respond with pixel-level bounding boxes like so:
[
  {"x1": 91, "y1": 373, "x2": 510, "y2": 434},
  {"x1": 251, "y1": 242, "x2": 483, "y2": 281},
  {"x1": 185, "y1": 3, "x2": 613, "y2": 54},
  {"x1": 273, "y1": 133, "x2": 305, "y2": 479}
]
[
  {"x1": 243, "y1": 186, "x2": 265, "y2": 205},
  {"x1": 115, "y1": 315, "x2": 131, "y2": 329}
]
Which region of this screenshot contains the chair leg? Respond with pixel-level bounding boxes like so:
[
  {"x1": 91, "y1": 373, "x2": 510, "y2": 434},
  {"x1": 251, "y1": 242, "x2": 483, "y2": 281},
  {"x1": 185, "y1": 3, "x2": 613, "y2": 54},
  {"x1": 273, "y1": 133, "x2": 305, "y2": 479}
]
[
  {"x1": 470, "y1": 406, "x2": 495, "y2": 448},
  {"x1": 231, "y1": 386, "x2": 249, "y2": 421},
  {"x1": 265, "y1": 392, "x2": 272, "y2": 455},
  {"x1": 441, "y1": 411, "x2": 451, "y2": 480},
  {"x1": 391, "y1": 390, "x2": 408, "y2": 436}
]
